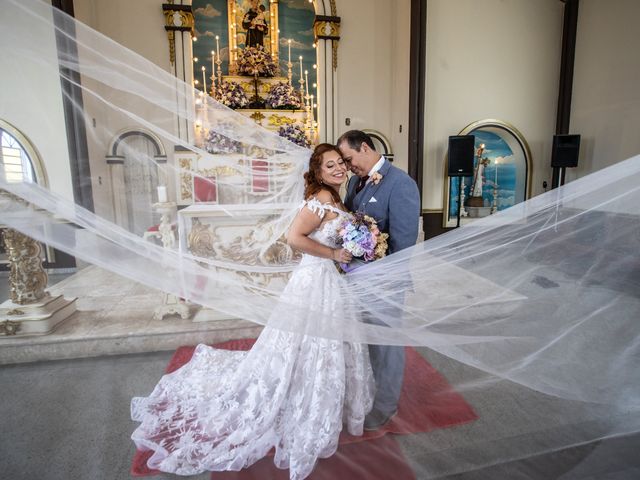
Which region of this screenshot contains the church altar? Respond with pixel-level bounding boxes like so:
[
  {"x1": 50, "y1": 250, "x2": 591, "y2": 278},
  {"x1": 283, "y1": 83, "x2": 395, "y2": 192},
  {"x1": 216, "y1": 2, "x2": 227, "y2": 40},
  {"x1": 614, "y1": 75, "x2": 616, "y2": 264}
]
[{"x1": 176, "y1": 203, "x2": 298, "y2": 321}]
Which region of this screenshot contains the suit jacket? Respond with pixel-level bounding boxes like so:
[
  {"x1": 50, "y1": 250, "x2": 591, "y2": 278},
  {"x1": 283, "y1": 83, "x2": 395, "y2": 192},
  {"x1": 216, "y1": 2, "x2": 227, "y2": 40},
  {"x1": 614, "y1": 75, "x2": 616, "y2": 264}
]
[{"x1": 344, "y1": 158, "x2": 420, "y2": 255}]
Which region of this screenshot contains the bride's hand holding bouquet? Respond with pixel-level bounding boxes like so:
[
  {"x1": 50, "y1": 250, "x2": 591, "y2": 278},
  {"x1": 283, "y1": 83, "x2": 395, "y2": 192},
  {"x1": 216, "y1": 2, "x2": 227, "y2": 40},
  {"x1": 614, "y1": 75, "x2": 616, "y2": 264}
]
[{"x1": 336, "y1": 212, "x2": 389, "y2": 273}]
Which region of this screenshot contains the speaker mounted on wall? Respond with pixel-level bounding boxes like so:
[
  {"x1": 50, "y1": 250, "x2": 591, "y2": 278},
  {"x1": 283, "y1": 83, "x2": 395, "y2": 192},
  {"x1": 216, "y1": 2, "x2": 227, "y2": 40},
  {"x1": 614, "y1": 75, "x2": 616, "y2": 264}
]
[
  {"x1": 551, "y1": 134, "x2": 580, "y2": 168},
  {"x1": 448, "y1": 135, "x2": 475, "y2": 177}
]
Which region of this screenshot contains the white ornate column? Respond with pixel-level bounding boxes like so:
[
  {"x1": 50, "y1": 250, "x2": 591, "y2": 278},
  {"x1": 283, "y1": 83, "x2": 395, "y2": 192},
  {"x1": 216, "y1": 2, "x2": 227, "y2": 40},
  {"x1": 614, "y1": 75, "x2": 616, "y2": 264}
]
[
  {"x1": 162, "y1": 1, "x2": 196, "y2": 145},
  {"x1": 313, "y1": 7, "x2": 340, "y2": 143},
  {"x1": 0, "y1": 228, "x2": 76, "y2": 336}
]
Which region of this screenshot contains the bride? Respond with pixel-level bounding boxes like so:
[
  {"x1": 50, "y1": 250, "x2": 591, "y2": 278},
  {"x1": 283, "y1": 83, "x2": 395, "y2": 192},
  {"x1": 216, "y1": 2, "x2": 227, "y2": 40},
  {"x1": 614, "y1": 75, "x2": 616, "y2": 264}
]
[{"x1": 131, "y1": 143, "x2": 375, "y2": 480}]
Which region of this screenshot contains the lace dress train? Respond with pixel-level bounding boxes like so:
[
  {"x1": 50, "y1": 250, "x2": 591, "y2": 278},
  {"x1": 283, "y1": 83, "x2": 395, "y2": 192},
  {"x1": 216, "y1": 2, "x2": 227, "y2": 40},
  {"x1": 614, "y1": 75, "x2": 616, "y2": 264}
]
[{"x1": 131, "y1": 200, "x2": 374, "y2": 480}]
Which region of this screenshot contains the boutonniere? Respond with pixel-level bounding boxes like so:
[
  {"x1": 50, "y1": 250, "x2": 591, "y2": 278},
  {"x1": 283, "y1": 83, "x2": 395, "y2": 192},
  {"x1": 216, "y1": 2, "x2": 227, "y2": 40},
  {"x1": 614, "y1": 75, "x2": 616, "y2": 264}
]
[{"x1": 370, "y1": 172, "x2": 383, "y2": 185}]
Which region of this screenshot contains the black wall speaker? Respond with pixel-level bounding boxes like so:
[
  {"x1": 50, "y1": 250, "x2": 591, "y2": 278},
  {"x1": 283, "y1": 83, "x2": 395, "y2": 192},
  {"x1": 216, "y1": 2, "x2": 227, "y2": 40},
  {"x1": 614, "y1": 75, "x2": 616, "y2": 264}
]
[
  {"x1": 448, "y1": 135, "x2": 475, "y2": 177},
  {"x1": 551, "y1": 134, "x2": 580, "y2": 168}
]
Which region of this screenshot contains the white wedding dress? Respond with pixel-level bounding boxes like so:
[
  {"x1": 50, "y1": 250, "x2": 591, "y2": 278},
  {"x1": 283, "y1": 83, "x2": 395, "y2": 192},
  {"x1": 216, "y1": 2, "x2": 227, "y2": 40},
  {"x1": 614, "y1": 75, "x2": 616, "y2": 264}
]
[{"x1": 131, "y1": 199, "x2": 375, "y2": 480}]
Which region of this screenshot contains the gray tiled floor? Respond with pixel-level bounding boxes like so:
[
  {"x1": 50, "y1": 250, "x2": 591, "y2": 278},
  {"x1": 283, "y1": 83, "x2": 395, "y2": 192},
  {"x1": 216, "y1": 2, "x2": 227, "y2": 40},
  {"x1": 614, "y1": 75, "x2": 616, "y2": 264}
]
[{"x1": 1, "y1": 347, "x2": 639, "y2": 480}]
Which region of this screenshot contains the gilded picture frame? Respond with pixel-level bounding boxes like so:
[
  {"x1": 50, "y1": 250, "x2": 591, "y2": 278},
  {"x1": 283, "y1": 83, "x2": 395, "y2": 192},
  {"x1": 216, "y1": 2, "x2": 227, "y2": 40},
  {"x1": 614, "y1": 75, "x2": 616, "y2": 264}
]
[{"x1": 228, "y1": 0, "x2": 279, "y2": 71}]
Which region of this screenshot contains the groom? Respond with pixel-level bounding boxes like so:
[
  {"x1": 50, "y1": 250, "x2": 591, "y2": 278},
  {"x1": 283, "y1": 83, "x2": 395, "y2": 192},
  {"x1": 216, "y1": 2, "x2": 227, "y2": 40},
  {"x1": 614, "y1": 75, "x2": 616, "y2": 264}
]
[{"x1": 338, "y1": 130, "x2": 421, "y2": 431}]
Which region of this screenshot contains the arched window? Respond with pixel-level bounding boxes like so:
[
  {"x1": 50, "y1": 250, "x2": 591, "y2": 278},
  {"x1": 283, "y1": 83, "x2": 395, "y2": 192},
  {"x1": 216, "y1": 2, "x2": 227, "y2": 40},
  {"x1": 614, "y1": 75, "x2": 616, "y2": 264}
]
[
  {"x1": 0, "y1": 120, "x2": 55, "y2": 272},
  {"x1": 0, "y1": 121, "x2": 45, "y2": 186}
]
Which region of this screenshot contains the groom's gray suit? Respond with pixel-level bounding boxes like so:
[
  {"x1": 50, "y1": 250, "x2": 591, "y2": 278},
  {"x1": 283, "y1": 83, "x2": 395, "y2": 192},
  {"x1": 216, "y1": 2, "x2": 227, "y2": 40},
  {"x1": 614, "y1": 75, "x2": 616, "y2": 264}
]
[{"x1": 344, "y1": 157, "x2": 420, "y2": 416}]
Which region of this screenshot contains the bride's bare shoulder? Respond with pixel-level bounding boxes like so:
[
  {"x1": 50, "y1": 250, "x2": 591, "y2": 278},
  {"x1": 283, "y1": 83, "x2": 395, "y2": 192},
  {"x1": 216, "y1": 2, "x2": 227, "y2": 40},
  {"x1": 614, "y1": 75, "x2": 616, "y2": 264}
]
[{"x1": 309, "y1": 189, "x2": 334, "y2": 204}]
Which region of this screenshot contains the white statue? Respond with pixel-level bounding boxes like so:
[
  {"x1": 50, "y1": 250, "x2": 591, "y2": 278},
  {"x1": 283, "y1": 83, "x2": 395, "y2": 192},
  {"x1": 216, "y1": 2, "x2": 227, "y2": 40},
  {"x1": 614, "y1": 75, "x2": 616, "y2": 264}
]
[{"x1": 471, "y1": 157, "x2": 489, "y2": 198}]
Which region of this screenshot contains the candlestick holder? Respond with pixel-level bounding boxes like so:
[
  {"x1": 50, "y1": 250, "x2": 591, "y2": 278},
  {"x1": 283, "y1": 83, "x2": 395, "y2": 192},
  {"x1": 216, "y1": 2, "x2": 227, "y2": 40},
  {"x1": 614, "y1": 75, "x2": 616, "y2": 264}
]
[
  {"x1": 287, "y1": 61, "x2": 293, "y2": 86},
  {"x1": 216, "y1": 55, "x2": 223, "y2": 85},
  {"x1": 459, "y1": 178, "x2": 468, "y2": 217},
  {"x1": 148, "y1": 202, "x2": 191, "y2": 321},
  {"x1": 298, "y1": 77, "x2": 305, "y2": 107},
  {"x1": 491, "y1": 185, "x2": 498, "y2": 214}
]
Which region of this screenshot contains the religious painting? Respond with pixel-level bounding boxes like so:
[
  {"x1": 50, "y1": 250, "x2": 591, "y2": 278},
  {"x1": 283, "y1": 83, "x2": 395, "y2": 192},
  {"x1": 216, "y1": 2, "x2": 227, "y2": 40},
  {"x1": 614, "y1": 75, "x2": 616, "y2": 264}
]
[
  {"x1": 192, "y1": 0, "x2": 316, "y2": 101},
  {"x1": 229, "y1": 0, "x2": 279, "y2": 59},
  {"x1": 443, "y1": 120, "x2": 532, "y2": 228}
]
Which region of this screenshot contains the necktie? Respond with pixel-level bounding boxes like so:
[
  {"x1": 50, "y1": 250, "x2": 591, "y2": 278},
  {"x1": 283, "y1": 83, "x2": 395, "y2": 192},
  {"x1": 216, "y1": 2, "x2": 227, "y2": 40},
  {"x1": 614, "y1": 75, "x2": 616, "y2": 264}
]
[{"x1": 355, "y1": 175, "x2": 369, "y2": 194}]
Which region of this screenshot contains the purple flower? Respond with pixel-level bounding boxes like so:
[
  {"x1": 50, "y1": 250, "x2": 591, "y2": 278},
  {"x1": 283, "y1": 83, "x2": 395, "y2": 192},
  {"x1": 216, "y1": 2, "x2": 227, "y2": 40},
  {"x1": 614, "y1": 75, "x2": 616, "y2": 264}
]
[
  {"x1": 278, "y1": 124, "x2": 310, "y2": 148},
  {"x1": 214, "y1": 81, "x2": 249, "y2": 109},
  {"x1": 336, "y1": 214, "x2": 388, "y2": 270},
  {"x1": 265, "y1": 82, "x2": 302, "y2": 109},
  {"x1": 237, "y1": 46, "x2": 278, "y2": 78}
]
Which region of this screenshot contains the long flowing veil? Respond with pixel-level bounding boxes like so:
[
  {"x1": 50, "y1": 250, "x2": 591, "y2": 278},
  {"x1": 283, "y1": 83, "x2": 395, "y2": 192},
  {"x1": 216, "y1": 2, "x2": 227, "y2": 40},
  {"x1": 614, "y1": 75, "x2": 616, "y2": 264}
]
[{"x1": 1, "y1": 0, "x2": 639, "y2": 477}]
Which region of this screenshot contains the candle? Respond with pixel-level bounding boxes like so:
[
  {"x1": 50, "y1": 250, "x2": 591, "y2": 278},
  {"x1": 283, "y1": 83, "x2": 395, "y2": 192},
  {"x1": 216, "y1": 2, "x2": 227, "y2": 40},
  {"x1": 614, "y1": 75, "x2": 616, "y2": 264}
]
[
  {"x1": 288, "y1": 39, "x2": 292, "y2": 64},
  {"x1": 494, "y1": 158, "x2": 499, "y2": 186},
  {"x1": 305, "y1": 70, "x2": 309, "y2": 97},
  {"x1": 299, "y1": 56, "x2": 303, "y2": 81},
  {"x1": 201, "y1": 66, "x2": 207, "y2": 95},
  {"x1": 211, "y1": 51, "x2": 216, "y2": 89},
  {"x1": 215, "y1": 35, "x2": 220, "y2": 58},
  {"x1": 157, "y1": 185, "x2": 167, "y2": 203}
]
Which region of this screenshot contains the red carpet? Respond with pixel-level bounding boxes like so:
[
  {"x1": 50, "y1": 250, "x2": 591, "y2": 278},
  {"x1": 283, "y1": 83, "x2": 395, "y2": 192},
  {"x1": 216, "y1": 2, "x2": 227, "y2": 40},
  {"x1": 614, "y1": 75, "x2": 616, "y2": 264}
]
[{"x1": 131, "y1": 339, "x2": 477, "y2": 478}]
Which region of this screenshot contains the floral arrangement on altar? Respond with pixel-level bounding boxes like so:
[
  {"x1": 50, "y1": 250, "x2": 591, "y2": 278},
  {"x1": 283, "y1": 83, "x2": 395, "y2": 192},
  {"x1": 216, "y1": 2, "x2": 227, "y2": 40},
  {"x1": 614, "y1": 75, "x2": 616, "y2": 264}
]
[
  {"x1": 204, "y1": 129, "x2": 242, "y2": 154},
  {"x1": 214, "y1": 80, "x2": 249, "y2": 109},
  {"x1": 336, "y1": 212, "x2": 389, "y2": 273},
  {"x1": 277, "y1": 124, "x2": 310, "y2": 148},
  {"x1": 265, "y1": 81, "x2": 302, "y2": 109},
  {"x1": 237, "y1": 46, "x2": 278, "y2": 77}
]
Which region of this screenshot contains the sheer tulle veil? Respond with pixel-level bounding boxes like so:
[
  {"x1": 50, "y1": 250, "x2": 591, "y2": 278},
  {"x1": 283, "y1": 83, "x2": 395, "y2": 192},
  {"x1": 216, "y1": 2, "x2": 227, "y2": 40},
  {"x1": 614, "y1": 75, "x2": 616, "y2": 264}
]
[{"x1": 1, "y1": 0, "x2": 639, "y2": 477}]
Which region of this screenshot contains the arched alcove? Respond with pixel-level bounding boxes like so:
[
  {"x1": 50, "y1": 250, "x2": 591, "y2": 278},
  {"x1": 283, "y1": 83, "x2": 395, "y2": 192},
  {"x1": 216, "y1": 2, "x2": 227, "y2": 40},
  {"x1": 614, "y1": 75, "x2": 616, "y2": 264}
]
[
  {"x1": 106, "y1": 128, "x2": 167, "y2": 235},
  {"x1": 442, "y1": 119, "x2": 533, "y2": 228}
]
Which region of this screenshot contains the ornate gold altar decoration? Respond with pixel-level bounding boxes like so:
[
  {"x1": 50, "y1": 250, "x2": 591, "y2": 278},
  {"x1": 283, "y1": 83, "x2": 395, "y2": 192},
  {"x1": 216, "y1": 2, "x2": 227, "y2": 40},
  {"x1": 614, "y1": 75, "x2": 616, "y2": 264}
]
[
  {"x1": 186, "y1": 216, "x2": 298, "y2": 288},
  {"x1": 250, "y1": 111, "x2": 266, "y2": 125},
  {"x1": 0, "y1": 320, "x2": 21, "y2": 336},
  {"x1": 202, "y1": 166, "x2": 241, "y2": 178},
  {"x1": 269, "y1": 114, "x2": 296, "y2": 127},
  {"x1": 313, "y1": 15, "x2": 341, "y2": 70},
  {"x1": 163, "y1": 3, "x2": 195, "y2": 66},
  {"x1": 187, "y1": 219, "x2": 217, "y2": 259},
  {"x1": 179, "y1": 157, "x2": 193, "y2": 201},
  {"x1": 2, "y1": 228, "x2": 48, "y2": 305}
]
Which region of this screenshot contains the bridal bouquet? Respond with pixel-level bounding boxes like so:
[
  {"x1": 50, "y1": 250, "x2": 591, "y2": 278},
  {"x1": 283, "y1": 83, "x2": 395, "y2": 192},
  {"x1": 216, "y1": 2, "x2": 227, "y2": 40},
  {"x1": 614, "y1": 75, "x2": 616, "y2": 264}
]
[{"x1": 337, "y1": 212, "x2": 389, "y2": 273}]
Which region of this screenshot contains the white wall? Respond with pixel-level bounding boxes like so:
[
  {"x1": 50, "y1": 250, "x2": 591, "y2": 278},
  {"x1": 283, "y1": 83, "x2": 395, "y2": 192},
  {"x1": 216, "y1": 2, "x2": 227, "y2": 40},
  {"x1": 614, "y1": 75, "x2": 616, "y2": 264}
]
[
  {"x1": 73, "y1": 0, "x2": 171, "y2": 72},
  {"x1": 569, "y1": 0, "x2": 640, "y2": 179},
  {"x1": 423, "y1": 0, "x2": 563, "y2": 210},
  {"x1": 0, "y1": 2, "x2": 74, "y2": 199},
  {"x1": 72, "y1": 0, "x2": 177, "y2": 220},
  {"x1": 336, "y1": 0, "x2": 411, "y2": 172}
]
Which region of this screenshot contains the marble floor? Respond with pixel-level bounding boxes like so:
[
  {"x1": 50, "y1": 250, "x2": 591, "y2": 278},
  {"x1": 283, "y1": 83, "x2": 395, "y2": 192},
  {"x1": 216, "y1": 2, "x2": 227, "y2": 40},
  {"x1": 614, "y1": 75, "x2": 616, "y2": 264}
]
[{"x1": 0, "y1": 265, "x2": 261, "y2": 365}]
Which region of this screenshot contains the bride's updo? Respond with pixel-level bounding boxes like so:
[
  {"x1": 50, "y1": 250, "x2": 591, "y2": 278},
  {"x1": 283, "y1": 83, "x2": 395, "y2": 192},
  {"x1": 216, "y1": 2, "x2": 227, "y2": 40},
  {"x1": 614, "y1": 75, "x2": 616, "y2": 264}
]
[{"x1": 304, "y1": 143, "x2": 344, "y2": 204}]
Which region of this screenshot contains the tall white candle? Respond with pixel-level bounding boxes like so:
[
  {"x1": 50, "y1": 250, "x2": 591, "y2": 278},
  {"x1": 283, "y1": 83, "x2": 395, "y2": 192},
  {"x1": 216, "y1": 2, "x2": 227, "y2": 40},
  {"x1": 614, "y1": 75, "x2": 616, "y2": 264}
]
[
  {"x1": 288, "y1": 39, "x2": 292, "y2": 64},
  {"x1": 305, "y1": 70, "x2": 309, "y2": 98},
  {"x1": 494, "y1": 158, "x2": 499, "y2": 186},
  {"x1": 157, "y1": 185, "x2": 167, "y2": 203},
  {"x1": 215, "y1": 35, "x2": 220, "y2": 58},
  {"x1": 201, "y1": 66, "x2": 207, "y2": 95},
  {"x1": 299, "y1": 56, "x2": 303, "y2": 80}
]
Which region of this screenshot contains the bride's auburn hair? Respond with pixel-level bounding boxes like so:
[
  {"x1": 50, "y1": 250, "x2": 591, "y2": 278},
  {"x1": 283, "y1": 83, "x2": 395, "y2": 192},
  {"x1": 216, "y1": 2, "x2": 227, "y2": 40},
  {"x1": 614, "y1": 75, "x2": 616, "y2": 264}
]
[{"x1": 304, "y1": 143, "x2": 344, "y2": 205}]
